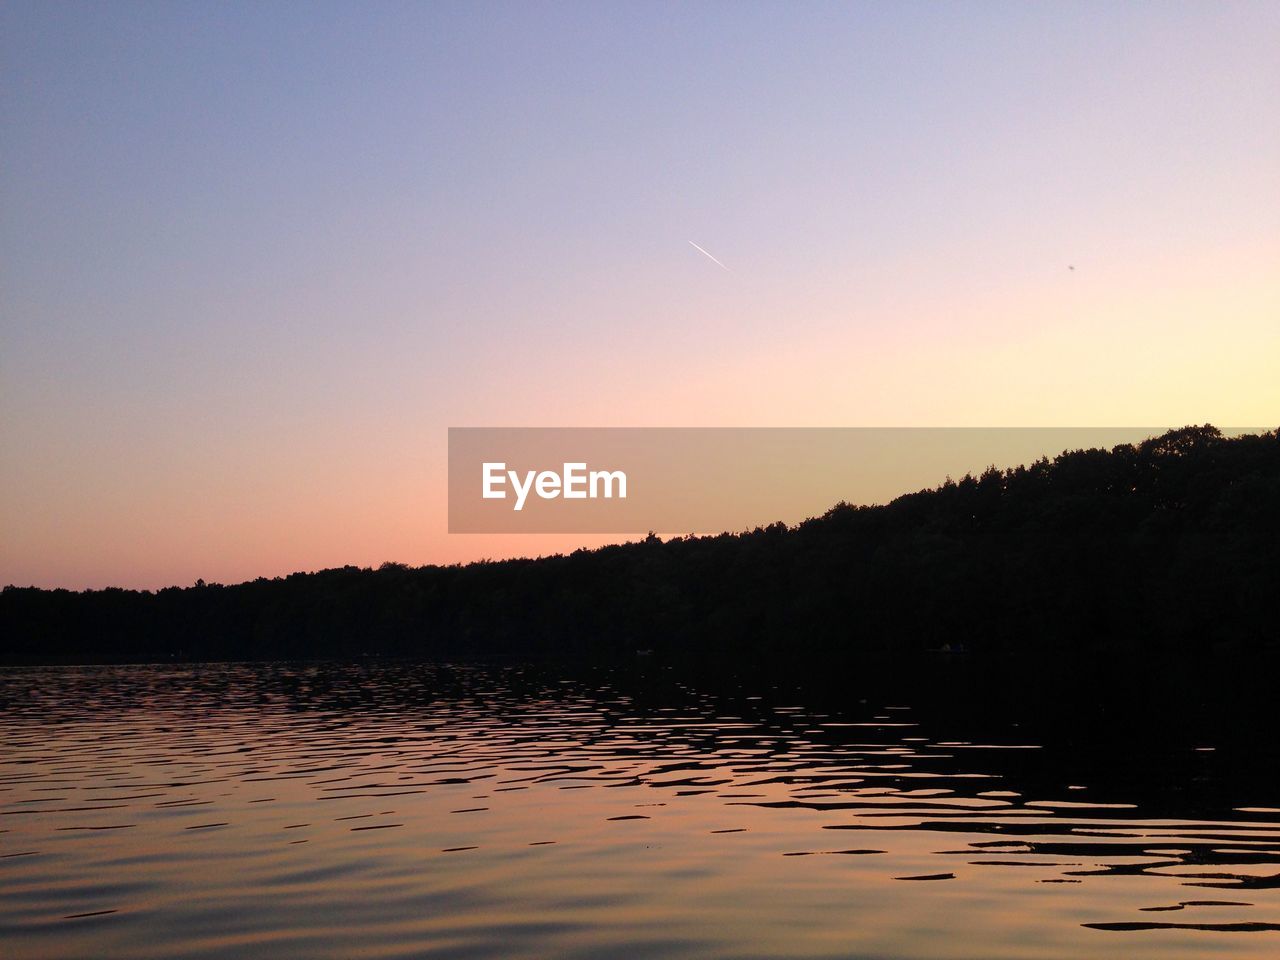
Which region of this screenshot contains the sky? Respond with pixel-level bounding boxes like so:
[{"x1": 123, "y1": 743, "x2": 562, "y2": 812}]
[{"x1": 2, "y1": 1, "x2": 1277, "y2": 590}]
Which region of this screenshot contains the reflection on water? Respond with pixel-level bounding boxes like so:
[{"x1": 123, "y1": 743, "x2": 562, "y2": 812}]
[{"x1": 2, "y1": 661, "x2": 1279, "y2": 959}]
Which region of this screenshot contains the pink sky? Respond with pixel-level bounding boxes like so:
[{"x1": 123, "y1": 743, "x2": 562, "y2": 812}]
[{"x1": 2, "y1": 4, "x2": 1277, "y2": 589}]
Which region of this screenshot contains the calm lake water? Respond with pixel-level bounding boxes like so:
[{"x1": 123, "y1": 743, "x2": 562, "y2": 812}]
[{"x1": 2, "y1": 661, "x2": 1278, "y2": 959}]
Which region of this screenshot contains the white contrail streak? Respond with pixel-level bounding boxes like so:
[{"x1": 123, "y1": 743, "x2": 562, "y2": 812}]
[{"x1": 688, "y1": 240, "x2": 732, "y2": 272}]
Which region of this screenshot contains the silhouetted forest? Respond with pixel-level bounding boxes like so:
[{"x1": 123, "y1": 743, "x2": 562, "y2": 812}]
[{"x1": 4, "y1": 426, "x2": 1278, "y2": 686}]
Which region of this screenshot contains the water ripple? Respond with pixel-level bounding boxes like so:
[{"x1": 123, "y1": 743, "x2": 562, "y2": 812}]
[{"x1": 1, "y1": 661, "x2": 1279, "y2": 959}]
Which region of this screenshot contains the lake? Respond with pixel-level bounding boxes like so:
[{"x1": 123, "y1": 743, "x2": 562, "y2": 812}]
[{"x1": 2, "y1": 661, "x2": 1278, "y2": 958}]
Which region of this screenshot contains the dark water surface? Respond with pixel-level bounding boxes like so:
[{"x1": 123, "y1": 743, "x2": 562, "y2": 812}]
[{"x1": 2, "y1": 661, "x2": 1278, "y2": 959}]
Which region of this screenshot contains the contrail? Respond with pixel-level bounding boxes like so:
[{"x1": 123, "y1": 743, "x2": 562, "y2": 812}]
[{"x1": 688, "y1": 240, "x2": 732, "y2": 272}]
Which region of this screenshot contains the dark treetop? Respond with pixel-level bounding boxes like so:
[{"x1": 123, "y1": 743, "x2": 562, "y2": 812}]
[{"x1": 4, "y1": 426, "x2": 1278, "y2": 689}]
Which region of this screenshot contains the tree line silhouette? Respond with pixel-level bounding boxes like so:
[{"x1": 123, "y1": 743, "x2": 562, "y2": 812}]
[{"x1": 3, "y1": 426, "x2": 1277, "y2": 687}]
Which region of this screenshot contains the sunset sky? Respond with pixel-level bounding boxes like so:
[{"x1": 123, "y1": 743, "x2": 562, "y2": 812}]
[{"x1": 2, "y1": 2, "x2": 1277, "y2": 589}]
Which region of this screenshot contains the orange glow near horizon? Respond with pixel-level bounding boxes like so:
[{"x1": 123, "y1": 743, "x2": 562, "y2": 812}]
[{"x1": 2, "y1": 4, "x2": 1277, "y2": 589}]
